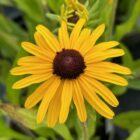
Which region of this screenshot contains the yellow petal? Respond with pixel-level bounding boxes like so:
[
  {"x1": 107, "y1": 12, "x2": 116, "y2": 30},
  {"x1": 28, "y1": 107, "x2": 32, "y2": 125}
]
[
  {"x1": 10, "y1": 64, "x2": 52, "y2": 75},
  {"x1": 12, "y1": 73, "x2": 52, "y2": 89},
  {"x1": 24, "y1": 77, "x2": 54, "y2": 109},
  {"x1": 78, "y1": 77, "x2": 114, "y2": 119},
  {"x1": 93, "y1": 41, "x2": 119, "y2": 52},
  {"x1": 36, "y1": 25, "x2": 61, "y2": 52},
  {"x1": 70, "y1": 18, "x2": 86, "y2": 48},
  {"x1": 73, "y1": 80, "x2": 87, "y2": 122},
  {"x1": 21, "y1": 42, "x2": 54, "y2": 61},
  {"x1": 34, "y1": 32, "x2": 47, "y2": 49},
  {"x1": 85, "y1": 49, "x2": 125, "y2": 64},
  {"x1": 72, "y1": 28, "x2": 91, "y2": 50},
  {"x1": 37, "y1": 77, "x2": 61, "y2": 123},
  {"x1": 87, "y1": 62, "x2": 131, "y2": 75},
  {"x1": 85, "y1": 71, "x2": 128, "y2": 86},
  {"x1": 17, "y1": 56, "x2": 46, "y2": 66},
  {"x1": 34, "y1": 32, "x2": 54, "y2": 53},
  {"x1": 81, "y1": 75, "x2": 119, "y2": 107},
  {"x1": 80, "y1": 24, "x2": 105, "y2": 55},
  {"x1": 86, "y1": 41, "x2": 119, "y2": 57},
  {"x1": 90, "y1": 24, "x2": 105, "y2": 46},
  {"x1": 59, "y1": 21, "x2": 70, "y2": 49},
  {"x1": 59, "y1": 80, "x2": 73, "y2": 123},
  {"x1": 47, "y1": 82, "x2": 63, "y2": 127}
]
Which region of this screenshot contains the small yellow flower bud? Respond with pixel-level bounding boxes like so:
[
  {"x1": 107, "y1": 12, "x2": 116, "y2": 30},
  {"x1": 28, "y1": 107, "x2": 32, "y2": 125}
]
[{"x1": 60, "y1": 0, "x2": 88, "y2": 29}]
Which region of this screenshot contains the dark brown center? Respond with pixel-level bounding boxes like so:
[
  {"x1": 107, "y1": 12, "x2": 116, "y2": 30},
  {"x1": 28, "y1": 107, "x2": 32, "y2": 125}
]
[
  {"x1": 53, "y1": 49, "x2": 86, "y2": 79},
  {"x1": 68, "y1": 11, "x2": 79, "y2": 24}
]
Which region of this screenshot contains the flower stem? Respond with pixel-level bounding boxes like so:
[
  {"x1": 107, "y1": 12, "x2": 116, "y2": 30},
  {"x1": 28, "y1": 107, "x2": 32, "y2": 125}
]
[
  {"x1": 105, "y1": 0, "x2": 118, "y2": 40},
  {"x1": 82, "y1": 122, "x2": 88, "y2": 140},
  {"x1": 109, "y1": 0, "x2": 118, "y2": 39},
  {"x1": 110, "y1": 0, "x2": 118, "y2": 36}
]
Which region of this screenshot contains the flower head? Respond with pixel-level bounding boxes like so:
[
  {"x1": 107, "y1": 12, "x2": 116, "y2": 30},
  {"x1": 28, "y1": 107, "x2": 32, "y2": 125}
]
[
  {"x1": 61, "y1": 0, "x2": 88, "y2": 28},
  {"x1": 10, "y1": 18, "x2": 131, "y2": 127}
]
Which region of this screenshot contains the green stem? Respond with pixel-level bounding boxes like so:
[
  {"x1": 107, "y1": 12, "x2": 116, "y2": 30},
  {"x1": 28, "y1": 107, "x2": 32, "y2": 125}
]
[
  {"x1": 109, "y1": 0, "x2": 118, "y2": 39},
  {"x1": 106, "y1": 0, "x2": 118, "y2": 40},
  {"x1": 82, "y1": 122, "x2": 88, "y2": 140}
]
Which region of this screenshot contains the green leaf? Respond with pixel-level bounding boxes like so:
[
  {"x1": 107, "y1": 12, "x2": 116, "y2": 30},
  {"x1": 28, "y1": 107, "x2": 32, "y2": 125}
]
[
  {"x1": 111, "y1": 85, "x2": 127, "y2": 96},
  {"x1": 0, "y1": 138, "x2": 10, "y2": 140},
  {"x1": 0, "y1": 103, "x2": 43, "y2": 129},
  {"x1": 88, "y1": 0, "x2": 100, "y2": 14},
  {"x1": 86, "y1": 0, "x2": 103, "y2": 29},
  {"x1": 87, "y1": 19, "x2": 101, "y2": 29},
  {"x1": 35, "y1": 137, "x2": 48, "y2": 140},
  {"x1": 0, "y1": 60, "x2": 11, "y2": 83},
  {"x1": 127, "y1": 127, "x2": 140, "y2": 140},
  {"x1": 118, "y1": 0, "x2": 135, "y2": 19},
  {"x1": 0, "y1": 112, "x2": 30, "y2": 140},
  {"x1": 47, "y1": 0, "x2": 64, "y2": 14},
  {"x1": 0, "y1": 0, "x2": 13, "y2": 6},
  {"x1": 0, "y1": 30, "x2": 19, "y2": 51},
  {"x1": 53, "y1": 125, "x2": 73, "y2": 140},
  {"x1": 128, "y1": 79, "x2": 140, "y2": 90},
  {"x1": 86, "y1": 104, "x2": 96, "y2": 139},
  {"x1": 13, "y1": 0, "x2": 45, "y2": 23},
  {"x1": 46, "y1": 13, "x2": 59, "y2": 21},
  {"x1": 99, "y1": 0, "x2": 117, "y2": 40},
  {"x1": 0, "y1": 104, "x2": 73, "y2": 140},
  {"x1": 113, "y1": 111, "x2": 140, "y2": 133},
  {"x1": 120, "y1": 44, "x2": 134, "y2": 70},
  {"x1": 0, "y1": 14, "x2": 27, "y2": 59},
  {"x1": 133, "y1": 59, "x2": 140, "y2": 78},
  {"x1": 24, "y1": 16, "x2": 38, "y2": 40},
  {"x1": 67, "y1": 105, "x2": 96, "y2": 140},
  {"x1": 35, "y1": 127, "x2": 56, "y2": 140},
  {"x1": 115, "y1": 0, "x2": 140, "y2": 40},
  {"x1": 6, "y1": 73, "x2": 22, "y2": 105},
  {"x1": 67, "y1": 109, "x2": 83, "y2": 140},
  {"x1": 124, "y1": 58, "x2": 140, "y2": 90},
  {"x1": 0, "y1": 14, "x2": 27, "y2": 41},
  {"x1": 6, "y1": 48, "x2": 28, "y2": 105},
  {"x1": 0, "y1": 39, "x2": 17, "y2": 59}
]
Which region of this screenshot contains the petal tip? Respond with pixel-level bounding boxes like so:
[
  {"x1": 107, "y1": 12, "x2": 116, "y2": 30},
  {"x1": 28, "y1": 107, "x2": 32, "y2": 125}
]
[
  {"x1": 80, "y1": 117, "x2": 87, "y2": 123},
  {"x1": 12, "y1": 83, "x2": 19, "y2": 89},
  {"x1": 114, "y1": 41, "x2": 120, "y2": 46},
  {"x1": 113, "y1": 100, "x2": 119, "y2": 107},
  {"x1": 122, "y1": 50, "x2": 125, "y2": 54},
  {"x1": 36, "y1": 24, "x2": 43, "y2": 30},
  {"x1": 109, "y1": 112, "x2": 115, "y2": 119},
  {"x1": 36, "y1": 24, "x2": 46, "y2": 31},
  {"x1": 10, "y1": 69, "x2": 14, "y2": 75},
  {"x1": 21, "y1": 42, "x2": 29, "y2": 49},
  {"x1": 127, "y1": 68, "x2": 132, "y2": 75},
  {"x1": 12, "y1": 81, "x2": 24, "y2": 89},
  {"x1": 100, "y1": 24, "x2": 105, "y2": 30},
  {"x1": 123, "y1": 80, "x2": 128, "y2": 86},
  {"x1": 21, "y1": 41, "x2": 27, "y2": 46},
  {"x1": 24, "y1": 101, "x2": 31, "y2": 109}
]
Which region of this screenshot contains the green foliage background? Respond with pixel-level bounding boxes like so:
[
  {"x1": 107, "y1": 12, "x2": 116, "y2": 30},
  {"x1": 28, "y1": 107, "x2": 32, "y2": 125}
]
[{"x1": 0, "y1": 0, "x2": 140, "y2": 140}]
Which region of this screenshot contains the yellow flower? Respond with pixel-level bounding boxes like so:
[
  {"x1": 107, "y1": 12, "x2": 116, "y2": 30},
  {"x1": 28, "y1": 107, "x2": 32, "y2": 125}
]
[{"x1": 10, "y1": 18, "x2": 131, "y2": 127}]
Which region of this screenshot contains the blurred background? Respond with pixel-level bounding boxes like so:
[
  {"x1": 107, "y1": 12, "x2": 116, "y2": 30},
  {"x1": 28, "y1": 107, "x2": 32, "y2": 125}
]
[{"x1": 0, "y1": 0, "x2": 140, "y2": 140}]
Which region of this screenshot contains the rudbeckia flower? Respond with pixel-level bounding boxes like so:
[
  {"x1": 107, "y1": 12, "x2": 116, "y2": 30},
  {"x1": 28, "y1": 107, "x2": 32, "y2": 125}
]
[{"x1": 10, "y1": 19, "x2": 131, "y2": 127}]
